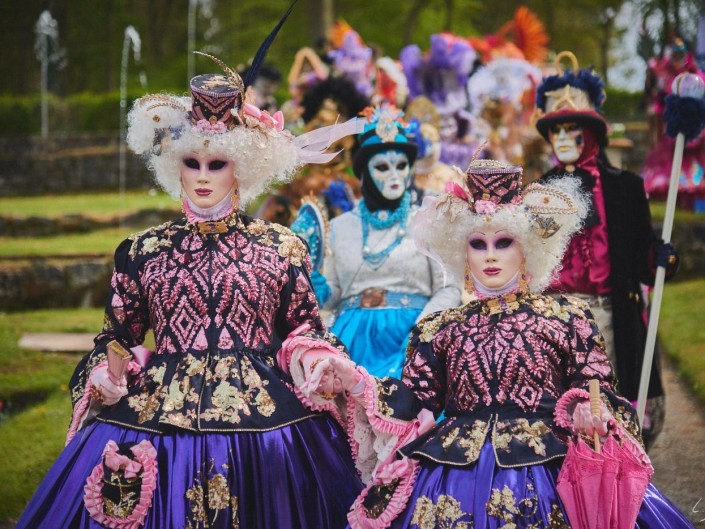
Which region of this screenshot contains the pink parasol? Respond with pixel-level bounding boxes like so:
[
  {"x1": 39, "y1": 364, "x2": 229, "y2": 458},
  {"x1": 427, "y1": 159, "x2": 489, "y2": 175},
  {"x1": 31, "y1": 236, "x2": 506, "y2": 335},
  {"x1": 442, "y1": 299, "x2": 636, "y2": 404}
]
[{"x1": 557, "y1": 380, "x2": 654, "y2": 529}]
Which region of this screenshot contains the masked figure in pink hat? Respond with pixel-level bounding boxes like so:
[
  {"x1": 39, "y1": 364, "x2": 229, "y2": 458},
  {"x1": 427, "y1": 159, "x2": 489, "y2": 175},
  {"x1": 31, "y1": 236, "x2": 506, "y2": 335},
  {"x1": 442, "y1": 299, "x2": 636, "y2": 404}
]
[
  {"x1": 279, "y1": 158, "x2": 695, "y2": 529},
  {"x1": 16, "y1": 53, "x2": 366, "y2": 529}
]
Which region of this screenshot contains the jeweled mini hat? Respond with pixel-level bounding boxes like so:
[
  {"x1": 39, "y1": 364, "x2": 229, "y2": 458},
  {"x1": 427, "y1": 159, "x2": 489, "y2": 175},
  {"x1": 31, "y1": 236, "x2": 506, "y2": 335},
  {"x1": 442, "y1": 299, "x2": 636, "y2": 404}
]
[
  {"x1": 465, "y1": 158, "x2": 523, "y2": 208},
  {"x1": 535, "y1": 51, "x2": 609, "y2": 146},
  {"x1": 413, "y1": 156, "x2": 587, "y2": 293},
  {"x1": 352, "y1": 104, "x2": 418, "y2": 178},
  {"x1": 189, "y1": 73, "x2": 243, "y2": 129}
]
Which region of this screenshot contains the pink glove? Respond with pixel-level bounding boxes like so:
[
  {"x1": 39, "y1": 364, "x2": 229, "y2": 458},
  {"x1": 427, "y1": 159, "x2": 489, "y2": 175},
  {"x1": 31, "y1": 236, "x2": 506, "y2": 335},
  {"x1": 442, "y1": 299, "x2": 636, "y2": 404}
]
[
  {"x1": 89, "y1": 363, "x2": 128, "y2": 406},
  {"x1": 311, "y1": 356, "x2": 361, "y2": 396},
  {"x1": 572, "y1": 400, "x2": 614, "y2": 438}
]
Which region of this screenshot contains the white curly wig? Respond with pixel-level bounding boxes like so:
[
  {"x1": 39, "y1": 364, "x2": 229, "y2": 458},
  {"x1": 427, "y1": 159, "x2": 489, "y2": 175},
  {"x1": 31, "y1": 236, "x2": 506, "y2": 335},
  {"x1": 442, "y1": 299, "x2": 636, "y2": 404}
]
[
  {"x1": 126, "y1": 57, "x2": 361, "y2": 210},
  {"x1": 412, "y1": 171, "x2": 588, "y2": 294},
  {"x1": 127, "y1": 95, "x2": 308, "y2": 208}
]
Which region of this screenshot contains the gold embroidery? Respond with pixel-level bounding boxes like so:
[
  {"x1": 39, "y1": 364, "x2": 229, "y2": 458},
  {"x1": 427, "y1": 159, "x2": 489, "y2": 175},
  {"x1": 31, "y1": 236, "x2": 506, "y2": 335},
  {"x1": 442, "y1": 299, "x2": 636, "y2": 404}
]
[
  {"x1": 140, "y1": 235, "x2": 173, "y2": 255},
  {"x1": 185, "y1": 464, "x2": 239, "y2": 529},
  {"x1": 277, "y1": 235, "x2": 306, "y2": 267},
  {"x1": 486, "y1": 484, "x2": 539, "y2": 526},
  {"x1": 128, "y1": 385, "x2": 167, "y2": 424},
  {"x1": 411, "y1": 495, "x2": 473, "y2": 529},
  {"x1": 245, "y1": 218, "x2": 269, "y2": 236},
  {"x1": 375, "y1": 379, "x2": 398, "y2": 417},
  {"x1": 494, "y1": 419, "x2": 550, "y2": 456},
  {"x1": 208, "y1": 473, "x2": 229, "y2": 510},
  {"x1": 102, "y1": 471, "x2": 141, "y2": 519},
  {"x1": 200, "y1": 355, "x2": 275, "y2": 423},
  {"x1": 457, "y1": 421, "x2": 490, "y2": 463},
  {"x1": 127, "y1": 220, "x2": 177, "y2": 259},
  {"x1": 364, "y1": 479, "x2": 400, "y2": 519},
  {"x1": 417, "y1": 308, "x2": 468, "y2": 344},
  {"x1": 185, "y1": 484, "x2": 207, "y2": 525},
  {"x1": 440, "y1": 421, "x2": 489, "y2": 463},
  {"x1": 548, "y1": 504, "x2": 571, "y2": 529}
]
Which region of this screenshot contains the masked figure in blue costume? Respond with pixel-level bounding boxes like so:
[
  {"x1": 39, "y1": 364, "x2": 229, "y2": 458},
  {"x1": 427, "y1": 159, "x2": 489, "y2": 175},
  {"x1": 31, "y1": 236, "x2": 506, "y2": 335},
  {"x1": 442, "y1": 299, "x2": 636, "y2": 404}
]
[{"x1": 316, "y1": 105, "x2": 461, "y2": 378}]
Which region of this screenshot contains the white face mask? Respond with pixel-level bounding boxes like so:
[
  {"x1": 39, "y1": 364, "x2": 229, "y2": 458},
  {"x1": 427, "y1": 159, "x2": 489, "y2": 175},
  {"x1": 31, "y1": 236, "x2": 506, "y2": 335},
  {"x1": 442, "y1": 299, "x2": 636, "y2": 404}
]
[
  {"x1": 368, "y1": 150, "x2": 411, "y2": 200},
  {"x1": 549, "y1": 123, "x2": 584, "y2": 165}
]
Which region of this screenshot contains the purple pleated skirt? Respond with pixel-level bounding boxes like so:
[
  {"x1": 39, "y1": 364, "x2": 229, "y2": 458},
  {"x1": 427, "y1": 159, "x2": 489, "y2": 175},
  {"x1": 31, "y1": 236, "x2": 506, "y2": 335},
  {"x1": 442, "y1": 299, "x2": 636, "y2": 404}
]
[
  {"x1": 383, "y1": 441, "x2": 695, "y2": 529},
  {"x1": 18, "y1": 415, "x2": 363, "y2": 529}
]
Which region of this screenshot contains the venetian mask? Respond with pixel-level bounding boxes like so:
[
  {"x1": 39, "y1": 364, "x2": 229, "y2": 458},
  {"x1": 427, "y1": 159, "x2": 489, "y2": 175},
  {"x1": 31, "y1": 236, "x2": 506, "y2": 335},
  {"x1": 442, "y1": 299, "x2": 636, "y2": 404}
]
[
  {"x1": 466, "y1": 229, "x2": 524, "y2": 291},
  {"x1": 548, "y1": 122, "x2": 584, "y2": 165},
  {"x1": 180, "y1": 153, "x2": 237, "y2": 209},
  {"x1": 367, "y1": 150, "x2": 411, "y2": 200}
]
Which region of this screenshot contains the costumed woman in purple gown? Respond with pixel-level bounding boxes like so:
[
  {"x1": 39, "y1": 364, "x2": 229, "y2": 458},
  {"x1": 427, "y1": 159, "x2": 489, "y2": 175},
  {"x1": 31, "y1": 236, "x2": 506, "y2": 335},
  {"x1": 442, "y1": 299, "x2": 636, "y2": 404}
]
[
  {"x1": 16, "y1": 56, "x2": 365, "y2": 529},
  {"x1": 279, "y1": 158, "x2": 696, "y2": 528}
]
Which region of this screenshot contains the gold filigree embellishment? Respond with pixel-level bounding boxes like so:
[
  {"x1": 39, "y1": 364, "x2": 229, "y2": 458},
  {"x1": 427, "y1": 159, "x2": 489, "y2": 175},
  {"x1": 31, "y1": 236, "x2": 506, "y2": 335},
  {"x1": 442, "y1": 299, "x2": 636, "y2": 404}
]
[
  {"x1": 494, "y1": 419, "x2": 550, "y2": 456},
  {"x1": 411, "y1": 495, "x2": 474, "y2": 529}
]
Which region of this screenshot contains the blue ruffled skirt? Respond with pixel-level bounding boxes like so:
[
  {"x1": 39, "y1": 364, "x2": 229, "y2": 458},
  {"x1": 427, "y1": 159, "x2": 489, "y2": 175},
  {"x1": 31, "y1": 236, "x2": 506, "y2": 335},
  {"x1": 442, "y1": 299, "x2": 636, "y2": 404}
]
[
  {"x1": 385, "y1": 441, "x2": 695, "y2": 528},
  {"x1": 332, "y1": 307, "x2": 421, "y2": 378},
  {"x1": 17, "y1": 416, "x2": 362, "y2": 529}
]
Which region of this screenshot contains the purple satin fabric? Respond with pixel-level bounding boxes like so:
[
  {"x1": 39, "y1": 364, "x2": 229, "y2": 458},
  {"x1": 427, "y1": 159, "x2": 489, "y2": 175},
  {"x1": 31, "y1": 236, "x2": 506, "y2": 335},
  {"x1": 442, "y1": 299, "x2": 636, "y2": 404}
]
[
  {"x1": 378, "y1": 441, "x2": 695, "y2": 529},
  {"x1": 18, "y1": 416, "x2": 362, "y2": 529}
]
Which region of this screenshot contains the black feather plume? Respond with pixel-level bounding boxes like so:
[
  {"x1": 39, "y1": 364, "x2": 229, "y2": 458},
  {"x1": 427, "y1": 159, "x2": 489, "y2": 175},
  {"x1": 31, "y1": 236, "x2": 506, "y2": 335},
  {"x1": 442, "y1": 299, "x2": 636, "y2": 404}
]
[{"x1": 244, "y1": 0, "x2": 298, "y2": 88}]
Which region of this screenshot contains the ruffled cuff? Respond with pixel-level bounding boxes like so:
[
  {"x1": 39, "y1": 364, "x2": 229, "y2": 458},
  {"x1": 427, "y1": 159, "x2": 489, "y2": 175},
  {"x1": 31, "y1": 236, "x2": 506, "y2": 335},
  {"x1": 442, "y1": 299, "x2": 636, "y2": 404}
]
[
  {"x1": 278, "y1": 323, "x2": 349, "y2": 424},
  {"x1": 554, "y1": 387, "x2": 590, "y2": 430}
]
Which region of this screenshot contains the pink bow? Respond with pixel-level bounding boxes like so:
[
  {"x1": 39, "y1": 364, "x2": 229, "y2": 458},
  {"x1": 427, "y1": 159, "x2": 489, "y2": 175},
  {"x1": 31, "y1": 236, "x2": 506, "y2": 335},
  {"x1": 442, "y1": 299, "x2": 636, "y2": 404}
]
[
  {"x1": 243, "y1": 103, "x2": 284, "y2": 132},
  {"x1": 444, "y1": 182, "x2": 469, "y2": 201},
  {"x1": 373, "y1": 457, "x2": 413, "y2": 484},
  {"x1": 104, "y1": 441, "x2": 143, "y2": 479}
]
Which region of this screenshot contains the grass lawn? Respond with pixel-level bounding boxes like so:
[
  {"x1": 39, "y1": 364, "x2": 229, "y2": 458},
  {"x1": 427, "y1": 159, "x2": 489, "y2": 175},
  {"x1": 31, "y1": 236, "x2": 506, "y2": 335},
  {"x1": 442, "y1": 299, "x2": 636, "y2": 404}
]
[
  {"x1": 0, "y1": 307, "x2": 103, "y2": 522},
  {"x1": 0, "y1": 190, "x2": 178, "y2": 219},
  {"x1": 659, "y1": 278, "x2": 705, "y2": 401},
  {"x1": 0, "y1": 227, "x2": 137, "y2": 257}
]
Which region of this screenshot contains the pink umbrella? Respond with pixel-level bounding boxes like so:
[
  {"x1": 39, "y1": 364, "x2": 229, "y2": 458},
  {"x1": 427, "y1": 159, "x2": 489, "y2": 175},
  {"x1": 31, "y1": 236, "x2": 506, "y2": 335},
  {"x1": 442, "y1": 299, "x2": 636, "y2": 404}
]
[{"x1": 557, "y1": 381, "x2": 654, "y2": 529}]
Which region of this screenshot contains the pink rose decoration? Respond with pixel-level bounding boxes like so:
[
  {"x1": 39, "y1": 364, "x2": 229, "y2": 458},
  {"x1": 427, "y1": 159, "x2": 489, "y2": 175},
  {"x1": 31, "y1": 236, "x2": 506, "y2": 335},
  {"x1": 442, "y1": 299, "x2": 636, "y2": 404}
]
[
  {"x1": 243, "y1": 103, "x2": 262, "y2": 120},
  {"x1": 192, "y1": 119, "x2": 227, "y2": 134},
  {"x1": 444, "y1": 182, "x2": 469, "y2": 201},
  {"x1": 474, "y1": 200, "x2": 497, "y2": 215},
  {"x1": 243, "y1": 103, "x2": 285, "y2": 132}
]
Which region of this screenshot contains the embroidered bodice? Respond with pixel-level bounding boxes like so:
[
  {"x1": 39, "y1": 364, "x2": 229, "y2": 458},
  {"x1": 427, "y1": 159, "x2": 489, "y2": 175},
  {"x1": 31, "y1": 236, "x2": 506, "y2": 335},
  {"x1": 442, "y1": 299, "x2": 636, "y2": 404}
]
[
  {"x1": 69, "y1": 213, "x2": 331, "y2": 433},
  {"x1": 365, "y1": 293, "x2": 638, "y2": 468},
  {"x1": 325, "y1": 206, "x2": 460, "y2": 317}
]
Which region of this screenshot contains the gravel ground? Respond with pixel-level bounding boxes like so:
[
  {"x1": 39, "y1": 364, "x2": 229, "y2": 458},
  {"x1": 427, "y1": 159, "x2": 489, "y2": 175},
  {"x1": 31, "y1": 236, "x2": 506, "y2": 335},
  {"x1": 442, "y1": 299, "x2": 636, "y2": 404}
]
[{"x1": 649, "y1": 356, "x2": 705, "y2": 525}]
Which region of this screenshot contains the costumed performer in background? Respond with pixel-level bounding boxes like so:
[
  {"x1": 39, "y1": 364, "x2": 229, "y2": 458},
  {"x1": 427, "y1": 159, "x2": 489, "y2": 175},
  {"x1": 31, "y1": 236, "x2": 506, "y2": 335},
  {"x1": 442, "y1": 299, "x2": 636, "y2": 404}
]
[
  {"x1": 281, "y1": 158, "x2": 696, "y2": 529},
  {"x1": 17, "y1": 49, "x2": 365, "y2": 528},
  {"x1": 642, "y1": 37, "x2": 705, "y2": 210},
  {"x1": 534, "y1": 53, "x2": 681, "y2": 448},
  {"x1": 316, "y1": 105, "x2": 461, "y2": 378}
]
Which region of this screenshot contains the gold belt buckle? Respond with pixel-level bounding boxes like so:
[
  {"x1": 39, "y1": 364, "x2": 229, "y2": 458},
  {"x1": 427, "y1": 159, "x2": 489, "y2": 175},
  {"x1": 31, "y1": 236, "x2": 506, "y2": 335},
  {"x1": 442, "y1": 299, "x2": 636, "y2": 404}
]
[
  {"x1": 197, "y1": 221, "x2": 228, "y2": 235},
  {"x1": 360, "y1": 288, "x2": 387, "y2": 308}
]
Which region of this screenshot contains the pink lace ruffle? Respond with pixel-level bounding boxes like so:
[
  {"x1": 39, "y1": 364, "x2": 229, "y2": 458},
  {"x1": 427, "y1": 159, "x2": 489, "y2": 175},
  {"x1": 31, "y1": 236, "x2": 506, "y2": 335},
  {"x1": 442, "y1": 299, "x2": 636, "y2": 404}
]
[
  {"x1": 84, "y1": 440, "x2": 158, "y2": 529},
  {"x1": 347, "y1": 457, "x2": 420, "y2": 529},
  {"x1": 554, "y1": 387, "x2": 590, "y2": 430},
  {"x1": 66, "y1": 379, "x2": 95, "y2": 446}
]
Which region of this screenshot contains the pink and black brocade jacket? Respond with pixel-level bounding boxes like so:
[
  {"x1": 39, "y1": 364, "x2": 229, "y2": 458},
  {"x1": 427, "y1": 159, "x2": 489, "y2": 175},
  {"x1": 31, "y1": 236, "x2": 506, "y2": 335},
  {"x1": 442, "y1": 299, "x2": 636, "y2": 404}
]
[
  {"x1": 68, "y1": 212, "x2": 340, "y2": 434},
  {"x1": 371, "y1": 293, "x2": 642, "y2": 468}
]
